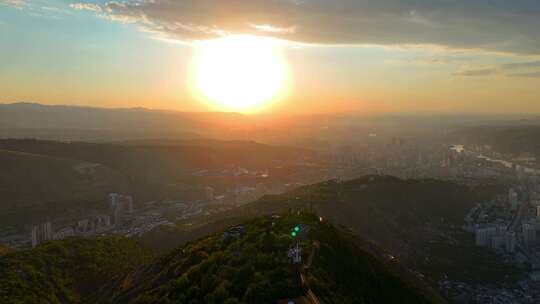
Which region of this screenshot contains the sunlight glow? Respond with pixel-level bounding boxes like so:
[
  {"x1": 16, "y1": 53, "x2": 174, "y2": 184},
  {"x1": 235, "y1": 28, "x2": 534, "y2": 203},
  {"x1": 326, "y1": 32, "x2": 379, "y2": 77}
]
[{"x1": 190, "y1": 35, "x2": 289, "y2": 113}]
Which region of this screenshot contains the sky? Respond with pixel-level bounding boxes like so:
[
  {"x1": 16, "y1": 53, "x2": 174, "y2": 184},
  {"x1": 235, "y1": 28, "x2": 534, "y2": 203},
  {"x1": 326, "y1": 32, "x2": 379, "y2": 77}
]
[{"x1": 1, "y1": 0, "x2": 540, "y2": 114}]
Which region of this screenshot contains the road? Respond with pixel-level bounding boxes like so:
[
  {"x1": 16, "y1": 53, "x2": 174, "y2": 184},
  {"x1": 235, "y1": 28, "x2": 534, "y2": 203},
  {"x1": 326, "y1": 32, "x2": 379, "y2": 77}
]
[{"x1": 299, "y1": 240, "x2": 321, "y2": 304}]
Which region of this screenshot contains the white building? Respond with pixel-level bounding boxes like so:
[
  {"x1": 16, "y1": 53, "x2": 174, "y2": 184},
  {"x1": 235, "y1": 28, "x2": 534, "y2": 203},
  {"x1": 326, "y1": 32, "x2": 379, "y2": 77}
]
[
  {"x1": 109, "y1": 193, "x2": 119, "y2": 208},
  {"x1": 109, "y1": 193, "x2": 134, "y2": 224},
  {"x1": 475, "y1": 226, "x2": 497, "y2": 247},
  {"x1": 287, "y1": 243, "x2": 302, "y2": 264},
  {"x1": 31, "y1": 222, "x2": 52, "y2": 248}
]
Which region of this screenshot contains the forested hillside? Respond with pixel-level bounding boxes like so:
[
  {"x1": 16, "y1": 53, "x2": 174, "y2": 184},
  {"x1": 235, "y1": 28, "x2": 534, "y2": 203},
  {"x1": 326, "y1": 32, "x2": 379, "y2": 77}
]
[
  {"x1": 0, "y1": 237, "x2": 152, "y2": 304},
  {"x1": 0, "y1": 213, "x2": 445, "y2": 304},
  {"x1": 0, "y1": 149, "x2": 124, "y2": 212}
]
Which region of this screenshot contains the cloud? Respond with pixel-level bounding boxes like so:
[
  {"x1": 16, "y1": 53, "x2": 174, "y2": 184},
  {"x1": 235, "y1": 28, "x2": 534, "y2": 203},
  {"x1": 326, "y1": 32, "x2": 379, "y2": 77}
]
[
  {"x1": 69, "y1": 3, "x2": 102, "y2": 13},
  {"x1": 507, "y1": 71, "x2": 540, "y2": 78},
  {"x1": 70, "y1": 0, "x2": 540, "y2": 55},
  {"x1": 501, "y1": 61, "x2": 540, "y2": 71},
  {"x1": 1, "y1": 0, "x2": 71, "y2": 18},
  {"x1": 1, "y1": 0, "x2": 28, "y2": 9},
  {"x1": 501, "y1": 61, "x2": 540, "y2": 78},
  {"x1": 454, "y1": 67, "x2": 498, "y2": 77},
  {"x1": 453, "y1": 60, "x2": 540, "y2": 77}
]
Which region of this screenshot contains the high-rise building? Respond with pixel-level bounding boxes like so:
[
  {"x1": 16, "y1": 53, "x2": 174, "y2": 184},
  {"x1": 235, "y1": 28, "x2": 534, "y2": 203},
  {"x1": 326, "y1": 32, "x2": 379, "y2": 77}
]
[
  {"x1": 509, "y1": 188, "x2": 519, "y2": 210},
  {"x1": 109, "y1": 193, "x2": 134, "y2": 224},
  {"x1": 491, "y1": 235, "x2": 505, "y2": 249},
  {"x1": 109, "y1": 193, "x2": 119, "y2": 209},
  {"x1": 31, "y1": 222, "x2": 52, "y2": 248},
  {"x1": 113, "y1": 207, "x2": 121, "y2": 225},
  {"x1": 475, "y1": 226, "x2": 497, "y2": 247},
  {"x1": 522, "y1": 223, "x2": 537, "y2": 249},
  {"x1": 204, "y1": 186, "x2": 214, "y2": 201},
  {"x1": 505, "y1": 231, "x2": 516, "y2": 253},
  {"x1": 125, "y1": 195, "x2": 134, "y2": 213}
]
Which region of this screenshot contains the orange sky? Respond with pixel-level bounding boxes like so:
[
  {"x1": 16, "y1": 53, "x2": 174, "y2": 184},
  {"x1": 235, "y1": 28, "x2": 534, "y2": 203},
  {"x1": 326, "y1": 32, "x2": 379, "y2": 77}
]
[{"x1": 1, "y1": 1, "x2": 540, "y2": 114}]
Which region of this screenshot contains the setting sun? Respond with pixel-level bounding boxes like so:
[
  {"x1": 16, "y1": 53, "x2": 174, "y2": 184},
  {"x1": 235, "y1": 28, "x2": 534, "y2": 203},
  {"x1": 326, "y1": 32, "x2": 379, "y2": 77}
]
[{"x1": 190, "y1": 35, "x2": 288, "y2": 113}]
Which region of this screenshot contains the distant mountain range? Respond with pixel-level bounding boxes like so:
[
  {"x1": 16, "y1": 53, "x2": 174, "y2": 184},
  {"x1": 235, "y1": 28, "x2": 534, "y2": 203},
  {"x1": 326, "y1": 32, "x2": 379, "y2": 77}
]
[
  {"x1": 3, "y1": 102, "x2": 537, "y2": 144},
  {"x1": 0, "y1": 102, "x2": 247, "y2": 141}
]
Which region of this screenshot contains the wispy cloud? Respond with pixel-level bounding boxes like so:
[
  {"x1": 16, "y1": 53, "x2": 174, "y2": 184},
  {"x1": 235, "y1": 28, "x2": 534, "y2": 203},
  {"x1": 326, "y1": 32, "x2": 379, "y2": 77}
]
[
  {"x1": 69, "y1": 0, "x2": 540, "y2": 55},
  {"x1": 2, "y1": 0, "x2": 71, "y2": 18},
  {"x1": 501, "y1": 61, "x2": 540, "y2": 71},
  {"x1": 69, "y1": 3, "x2": 102, "y2": 13},
  {"x1": 454, "y1": 67, "x2": 498, "y2": 77},
  {"x1": 1, "y1": 0, "x2": 28, "y2": 9},
  {"x1": 454, "y1": 60, "x2": 540, "y2": 78},
  {"x1": 507, "y1": 71, "x2": 540, "y2": 78},
  {"x1": 500, "y1": 61, "x2": 540, "y2": 78}
]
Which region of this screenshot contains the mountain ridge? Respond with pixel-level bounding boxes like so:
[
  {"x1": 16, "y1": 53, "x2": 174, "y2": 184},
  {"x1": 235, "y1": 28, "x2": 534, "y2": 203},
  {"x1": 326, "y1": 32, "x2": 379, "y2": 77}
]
[{"x1": 0, "y1": 213, "x2": 446, "y2": 304}]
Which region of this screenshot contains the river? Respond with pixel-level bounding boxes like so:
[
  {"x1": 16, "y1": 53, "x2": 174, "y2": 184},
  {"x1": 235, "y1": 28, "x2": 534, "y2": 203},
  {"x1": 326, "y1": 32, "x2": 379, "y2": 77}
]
[{"x1": 450, "y1": 144, "x2": 540, "y2": 175}]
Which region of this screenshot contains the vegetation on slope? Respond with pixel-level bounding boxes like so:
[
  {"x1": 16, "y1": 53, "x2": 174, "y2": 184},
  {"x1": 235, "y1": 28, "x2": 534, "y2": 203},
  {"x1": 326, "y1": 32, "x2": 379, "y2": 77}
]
[
  {"x1": 124, "y1": 175, "x2": 515, "y2": 286},
  {"x1": 0, "y1": 236, "x2": 152, "y2": 304},
  {"x1": 0, "y1": 138, "x2": 314, "y2": 211},
  {"x1": 0, "y1": 139, "x2": 311, "y2": 174},
  {"x1": 0, "y1": 213, "x2": 442, "y2": 303},
  {"x1": 0, "y1": 244, "x2": 12, "y2": 256},
  {"x1": 0, "y1": 149, "x2": 125, "y2": 212},
  {"x1": 198, "y1": 175, "x2": 514, "y2": 284},
  {"x1": 136, "y1": 217, "x2": 245, "y2": 254},
  {"x1": 0, "y1": 175, "x2": 514, "y2": 303},
  {"x1": 112, "y1": 212, "x2": 443, "y2": 304}
]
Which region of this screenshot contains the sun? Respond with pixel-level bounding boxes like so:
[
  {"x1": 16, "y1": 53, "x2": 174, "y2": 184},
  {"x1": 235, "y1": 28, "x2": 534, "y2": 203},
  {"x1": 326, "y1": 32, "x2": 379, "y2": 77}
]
[{"x1": 190, "y1": 35, "x2": 288, "y2": 113}]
